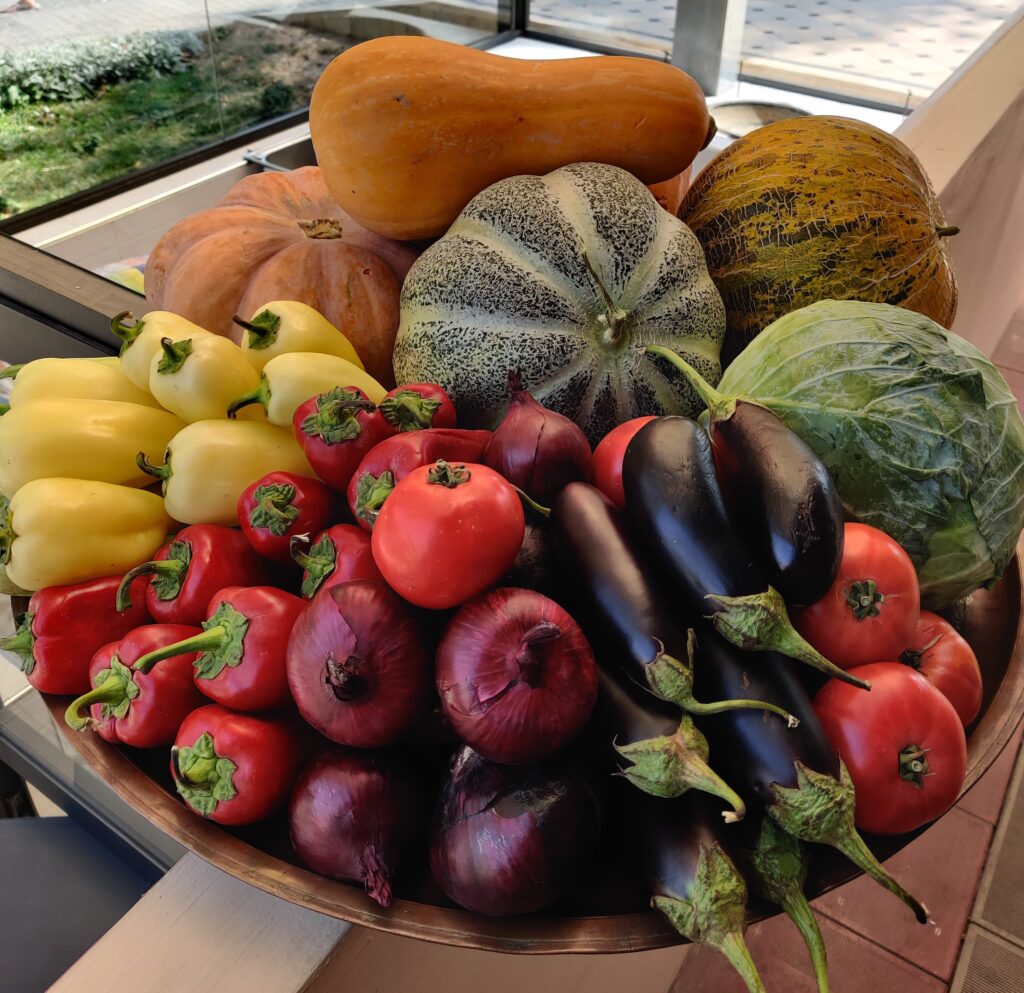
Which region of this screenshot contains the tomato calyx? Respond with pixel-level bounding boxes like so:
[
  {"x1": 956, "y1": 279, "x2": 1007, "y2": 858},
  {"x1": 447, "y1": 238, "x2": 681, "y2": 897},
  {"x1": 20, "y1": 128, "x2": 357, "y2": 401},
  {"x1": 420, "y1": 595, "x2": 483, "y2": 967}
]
[
  {"x1": 325, "y1": 653, "x2": 369, "y2": 702},
  {"x1": 844, "y1": 579, "x2": 886, "y2": 620},
  {"x1": 898, "y1": 744, "x2": 931, "y2": 788},
  {"x1": 427, "y1": 460, "x2": 471, "y2": 488},
  {"x1": 899, "y1": 634, "x2": 943, "y2": 670}
]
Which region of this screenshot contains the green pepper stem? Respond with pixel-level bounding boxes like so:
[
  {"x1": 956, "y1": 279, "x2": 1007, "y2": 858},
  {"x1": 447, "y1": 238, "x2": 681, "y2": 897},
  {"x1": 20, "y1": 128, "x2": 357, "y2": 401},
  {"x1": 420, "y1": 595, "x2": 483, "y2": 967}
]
[
  {"x1": 616, "y1": 715, "x2": 747, "y2": 821},
  {"x1": 132, "y1": 625, "x2": 227, "y2": 675},
  {"x1": 0, "y1": 617, "x2": 34, "y2": 674},
  {"x1": 136, "y1": 451, "x2": 171, "y2": 481},
  {"x1": 227, "y1": 376, "x2": 269, "y2": 419},
  {"x1": 512, "y1": 486, "x2": 551, "y2": 519},
  {"x1": 171, "y1": 732, "x2": 238, "y2": 817},
  {"x1": 0, "y1": 492, "x2": 13, "y2": 566},
  {"x1": 111, "y1": 310, "x2": 145, "y2": 351},
  {"x1": 233, "y1": 311, "x2": 280, "y2": 349},
  {"x1": 705, "y1": 587, "x2": 871, "y2": 690},
  {"x1": 156, "y1": 337, "x2": 193, "y2": 375},
  {"x1": 116, "y1": 559, "x2": 185, "y2": 611},
  {"x1": 643, "y1": 344, "x2": 733, "y2": 420},
  {"x1": 65, "y1": 672, "x2": 124, "y2": 731},
  {"x1": 0, "y1": 363, "x2": 22, "y2": 381},
  {"x1": 0, "y1": 400, "x2": 9, "y2": 416},
  {"x1": 378, "y1": 390, "x2": 442, "y2": 432}
]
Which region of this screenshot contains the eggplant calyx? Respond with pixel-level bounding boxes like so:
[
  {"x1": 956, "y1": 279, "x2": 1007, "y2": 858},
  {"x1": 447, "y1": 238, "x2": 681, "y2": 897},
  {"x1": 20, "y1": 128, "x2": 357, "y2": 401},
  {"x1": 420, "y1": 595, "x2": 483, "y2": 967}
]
[
  {"x1": 844, "y1": 580, "x2": 885, "y2": 620},
  {"x1": 652, "y1": 843, "x2": 766, "y2": 993},
  {"x1": 704, "y1": 586, "x2": 871, "y2": 691},
  {"x1": 614, "y1": 716, "x2": 746, "y2": 821},
  {"x1": 747, "y1": 819, "x2": 830, "y2": 993},
  {"x1": 898, "y1": 745, "x2": 931, "y2": 787},
  {"x1": 647, "y1": 631, "x2": 800, "y2": 726},
  {"x1": 171, "y1": 732, "x2": 238, "y2": 817},
  {"x1": 768, "y1": 760, "x2": 930, "y2": 924}
]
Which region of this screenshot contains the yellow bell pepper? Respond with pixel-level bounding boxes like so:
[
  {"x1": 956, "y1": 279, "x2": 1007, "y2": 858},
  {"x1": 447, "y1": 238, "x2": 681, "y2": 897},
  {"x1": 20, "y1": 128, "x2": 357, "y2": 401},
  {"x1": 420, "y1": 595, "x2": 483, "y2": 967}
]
[
  {"x1": 236, "y1": 301, "x2": 364, "y2": 373},
  {"x1": 138, "y1": 419, "x2": 314, "y2": 525},
  {"x1": 0, "y1": 399, "x2": 186, "y2": 494},
  {"x1": 112, "y1": 310, "x2": 213, "y2": 391},
  {"x1": 0, "y1": 478, "x2": 172, "y2": 591},
  {"x1": 226, "y1": 352, "x2": 386, "y2": 427},
  {"x1": 148, "y1": 335, "x2": 262, "y2": 423},
  {"x1": 1, "y1": 357, "x2": 162, "y2": 408}
]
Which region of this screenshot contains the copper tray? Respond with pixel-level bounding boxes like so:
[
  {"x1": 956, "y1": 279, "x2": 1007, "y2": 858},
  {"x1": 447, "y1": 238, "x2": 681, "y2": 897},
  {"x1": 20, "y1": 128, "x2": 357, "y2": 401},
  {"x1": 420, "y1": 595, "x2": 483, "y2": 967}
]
[{"x1": 24, "y1": 543, "x2": 1024, "y2": 954}]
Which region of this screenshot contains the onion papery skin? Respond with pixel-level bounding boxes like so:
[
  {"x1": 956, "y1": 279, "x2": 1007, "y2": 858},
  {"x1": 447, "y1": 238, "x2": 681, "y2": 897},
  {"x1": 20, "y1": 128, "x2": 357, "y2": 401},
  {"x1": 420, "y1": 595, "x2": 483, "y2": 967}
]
[
  {"x1": 289, "y1": 749, "x2": 426, "y2": 907},
  {"x1": 436, "y1": 588, "x2": 598, "y2": 765},
  {"x1": 484, "y1": 381, "x2": 593, "y2": 504},
  {"x1": 430, "y1": 747, "x2": 601, "y2": 917},
  {"x1": 286, "y1": 579, "x2": 434, "y2": 747}
]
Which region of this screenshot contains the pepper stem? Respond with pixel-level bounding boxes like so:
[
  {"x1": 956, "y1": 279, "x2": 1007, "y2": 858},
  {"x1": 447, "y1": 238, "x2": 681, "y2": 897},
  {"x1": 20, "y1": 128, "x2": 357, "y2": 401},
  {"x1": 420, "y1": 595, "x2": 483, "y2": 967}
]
[
  {"x1": 136, "y1": 451, "x2": 171, "y2": 482},
  {"x1": 643, "y1": 344, "x2": 735, "y2": 420},
  {"x1": 116, "y1": 558, "x2": 185, "y2": 611},
  {"x1": 747, "y1": 818, "x2": 829, "y2": 993},
  {"x1": 354, "y1": 471, "x2": 395, "y2": 528},
  {"x1": 378, "y1": 390, "x2": 442, "y2": 432},
  {"x1": 171, "y1": 732, "x2": 238, "y2": 817},
  {"x1": 615, "y1": 714, "x2": 746, "y2": 821},
  {"x1": 156, "y1": 337, "x2": 194, "y2": 375},
  {"x1": 704, "y1": 586, "x2": 871, "y2": 690},
  {"x1": 646, "y1": 631, "x2": 799, "y2": 726},
  {"x1": 299, "y1": 387, "x2": 374, "y2": 443},
  {"x1": 250, "y1": 483, "x2": 299, "y2": 537},
  {"x1": 233, "y1": 310, "x2": 280, "y2": 349},
  {"x1": 0, "y1": 400, "x2": 8, "y2": 416},
  {"x1": 0, "y1": 492, "x2": 13, "y2": 566},
  {"x1": 0, "y1": 612, "x2": 35, "y2": 674},
  {"x1": 132, "y1": 626, "x2": 228, "y2": 675},
  {"x1": 0, "y1": 363, "x2": 22, "y2": 381},
  {"x1": 652, "y1": 842, "x2": 766, "y2": 993},
  {"x1": 769, "y1": 760, "x2": 929, "y2": 924},
  {"x1": 227, "y1": 375, "x2": 270, "y2": 419},
  {"x1": 111, "y1": 311, "x2": 145, "y2": 353},
  {"x1": 292, "y1": 533, "x2": 337, "y2": 598},
  {"x1": 512, "y1": 486, "x2": 551, "y2": 519},
  {"x1": 65, "y1": 671, "x2": 129, "y2": 731}
]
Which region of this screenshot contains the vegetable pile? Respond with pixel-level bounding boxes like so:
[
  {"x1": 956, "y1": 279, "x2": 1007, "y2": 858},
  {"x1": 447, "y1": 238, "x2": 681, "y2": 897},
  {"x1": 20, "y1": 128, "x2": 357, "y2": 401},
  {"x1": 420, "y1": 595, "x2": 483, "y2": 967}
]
[{"x1": 2, "y1": 33, "x2": 1023, "y2": 991}]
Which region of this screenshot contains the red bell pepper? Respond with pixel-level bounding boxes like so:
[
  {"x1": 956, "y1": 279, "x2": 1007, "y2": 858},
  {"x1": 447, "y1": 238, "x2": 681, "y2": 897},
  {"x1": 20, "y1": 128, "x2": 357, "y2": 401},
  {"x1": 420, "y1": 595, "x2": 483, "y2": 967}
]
[
  {"x1": 115, "y1": 524, "x2": 271, "y2": 626},
  {"x1": 289, "y1": 524, "x2": 383, "y2": 600},
  {"x1": 292, "y1": 386, "x2": 392, "y2": 493},
  {"x1": 237, "y1": 471, "x2": 336, "y2": 566},
  {"x1": 131, "y1": 586, "x2": 304, "y2": 712},
  {"x1": 64, "y1": 623, "x2": 205, "y2": 748},
  {"x1": 346, "y1": 428, "x2": 491, "y2": 529},
  {"x1": 171, "y1": 704, "x2": 305, "y2": 825},
  {"x1": 1, "y1": 574, "x2": 151, "y2": 695},
  {"x1": 378, "y1": 383, "x2": 456, "y2": 432}
]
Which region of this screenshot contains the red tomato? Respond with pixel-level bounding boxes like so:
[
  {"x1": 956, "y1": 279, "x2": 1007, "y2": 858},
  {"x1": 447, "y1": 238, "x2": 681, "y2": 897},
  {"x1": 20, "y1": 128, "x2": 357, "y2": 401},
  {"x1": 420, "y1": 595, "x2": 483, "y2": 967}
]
[
  {"x1": 592, "y1": 416, "x2": 657, "y2": 510},
  {"x1": 901, "y1": 611, "x2": 983, "y2": 727},
  {"x1": 792, "y1": 523, "x2": 920, "y2": 669},
  {"x1": 814, "y1": 662, "x2": 966, "y2": 835},
  {"x1": 371, "y1": 460, "x2": 525, "y2": 610}
]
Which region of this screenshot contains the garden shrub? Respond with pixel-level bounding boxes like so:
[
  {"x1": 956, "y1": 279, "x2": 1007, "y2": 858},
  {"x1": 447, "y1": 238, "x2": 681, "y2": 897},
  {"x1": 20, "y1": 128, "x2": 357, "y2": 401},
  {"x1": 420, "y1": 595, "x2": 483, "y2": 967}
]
[{"x1": 0, "y1": 31, "x2": 204, "y2": 110}]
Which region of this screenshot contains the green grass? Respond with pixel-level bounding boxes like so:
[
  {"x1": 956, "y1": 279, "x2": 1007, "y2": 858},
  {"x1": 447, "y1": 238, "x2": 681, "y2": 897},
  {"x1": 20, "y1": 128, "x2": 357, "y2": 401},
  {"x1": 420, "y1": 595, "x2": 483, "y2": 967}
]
[{"x1": 0, "y1": 24, "x2": 337, "y2": 218}]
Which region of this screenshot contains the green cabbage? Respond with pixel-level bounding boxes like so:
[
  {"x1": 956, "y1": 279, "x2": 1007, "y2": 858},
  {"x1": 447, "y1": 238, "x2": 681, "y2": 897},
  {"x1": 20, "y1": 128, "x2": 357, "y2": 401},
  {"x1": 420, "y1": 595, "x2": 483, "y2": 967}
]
[{"x1": 717, "y1": 300, "x2": 1024, "y2": 607}]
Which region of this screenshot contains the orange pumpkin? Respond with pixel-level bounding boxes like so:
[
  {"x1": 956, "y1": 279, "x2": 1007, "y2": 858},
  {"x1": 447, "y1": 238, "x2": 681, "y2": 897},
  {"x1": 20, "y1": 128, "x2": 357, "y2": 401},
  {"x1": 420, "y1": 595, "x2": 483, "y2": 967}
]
[
  {"x1": 648, "y1": 167, "x2": 692, "y2": 215},
  {"x1": 145, "y1": 167, "x2": 420, "y2": 386},
  {"x1": 310, "y1": 37, "x2": 712, "y2": 240}
]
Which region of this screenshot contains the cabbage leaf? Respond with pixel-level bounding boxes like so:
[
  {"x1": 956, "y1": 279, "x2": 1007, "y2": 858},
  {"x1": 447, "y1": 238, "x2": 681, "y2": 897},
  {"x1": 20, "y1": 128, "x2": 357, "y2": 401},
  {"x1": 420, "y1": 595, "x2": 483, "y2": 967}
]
[{"x1": 718, "y1": 300, "x2": 1024, "y2": 607}]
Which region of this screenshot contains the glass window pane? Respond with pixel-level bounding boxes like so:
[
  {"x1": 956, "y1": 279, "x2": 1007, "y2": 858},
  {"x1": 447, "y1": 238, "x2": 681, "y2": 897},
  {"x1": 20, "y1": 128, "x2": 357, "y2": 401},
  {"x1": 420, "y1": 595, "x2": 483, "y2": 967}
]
[{"x1": 528, "y1": 0, "x2": 676, "y2": 57}]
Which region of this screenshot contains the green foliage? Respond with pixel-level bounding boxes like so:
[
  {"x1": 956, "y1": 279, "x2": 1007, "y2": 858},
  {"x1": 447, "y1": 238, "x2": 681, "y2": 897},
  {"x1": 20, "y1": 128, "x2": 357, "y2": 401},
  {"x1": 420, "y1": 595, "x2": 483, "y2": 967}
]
[
  {"x1": 259, "y1": 81, "x2": 295, "y2": 119},
  {"x1": 0, "y1": 31, "x2": 203, "y2": 110}
]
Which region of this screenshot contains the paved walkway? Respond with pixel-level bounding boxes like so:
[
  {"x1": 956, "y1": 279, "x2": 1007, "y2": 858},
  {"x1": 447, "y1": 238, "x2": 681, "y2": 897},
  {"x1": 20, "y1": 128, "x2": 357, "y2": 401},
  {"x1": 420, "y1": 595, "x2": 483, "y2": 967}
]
[{"x1": 0, "y1": 0, "x2": 1020, "y2": 103}]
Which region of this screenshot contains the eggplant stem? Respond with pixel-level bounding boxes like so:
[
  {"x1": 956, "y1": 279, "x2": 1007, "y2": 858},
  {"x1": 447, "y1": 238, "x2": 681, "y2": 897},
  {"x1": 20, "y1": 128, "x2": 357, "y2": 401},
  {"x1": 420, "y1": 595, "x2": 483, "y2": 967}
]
[
  {"x1": 780, "y1": 892, "x2": 830, "y2": 993},
  {"x1": 769, "y1": 761, "x2": 929, "y2": 924},
  {"x1": 704, "y1": 587, "x2": 871, "y2": 690},
  {"x1": 716, "y1": 930, "x2": 769, "y2": 993},
  {"x1": 684, "y1": 695, "x2": 800, "y2": 727}
]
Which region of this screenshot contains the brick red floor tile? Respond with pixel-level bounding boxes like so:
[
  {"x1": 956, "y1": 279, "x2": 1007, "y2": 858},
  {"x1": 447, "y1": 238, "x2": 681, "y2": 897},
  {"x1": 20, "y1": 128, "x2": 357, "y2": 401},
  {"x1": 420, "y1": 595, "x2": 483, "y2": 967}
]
[
  {"x1": 957, "y1": 722, "x2": 1023, "y2": 824},
  {"x1": 810, "y1": 806, "x2": 993, "y2": 981},
  {"x1": 668, "y1": 912, "x2": 945, "y2": 993}
]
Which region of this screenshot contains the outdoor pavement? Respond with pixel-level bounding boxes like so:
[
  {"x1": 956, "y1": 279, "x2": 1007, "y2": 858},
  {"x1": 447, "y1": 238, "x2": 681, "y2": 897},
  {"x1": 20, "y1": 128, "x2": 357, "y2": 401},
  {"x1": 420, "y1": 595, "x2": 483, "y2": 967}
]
[{"x1": 1, "y1": 0, "x2": 1021, "y2": 107}]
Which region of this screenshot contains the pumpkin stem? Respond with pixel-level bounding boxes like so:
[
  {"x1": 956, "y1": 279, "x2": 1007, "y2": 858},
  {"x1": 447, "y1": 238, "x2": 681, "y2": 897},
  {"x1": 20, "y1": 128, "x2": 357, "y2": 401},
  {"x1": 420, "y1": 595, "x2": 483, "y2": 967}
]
[
  {"x1": 297, "y1": 219, "x2": 345, "y2": 240},
  {"x1": 701, "y1": 116, "x2": 718, "y2": 151},
  {"x1": 935, "y1": 225, "x2": 960, "y2": 237}
]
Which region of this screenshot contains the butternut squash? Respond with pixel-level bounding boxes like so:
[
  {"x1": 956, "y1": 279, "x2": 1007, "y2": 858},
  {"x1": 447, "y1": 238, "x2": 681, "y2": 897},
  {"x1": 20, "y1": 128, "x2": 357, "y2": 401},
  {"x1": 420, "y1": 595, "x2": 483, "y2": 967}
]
[{"x1": 310, "y1": 37, "x2": 712, "y2": 240}]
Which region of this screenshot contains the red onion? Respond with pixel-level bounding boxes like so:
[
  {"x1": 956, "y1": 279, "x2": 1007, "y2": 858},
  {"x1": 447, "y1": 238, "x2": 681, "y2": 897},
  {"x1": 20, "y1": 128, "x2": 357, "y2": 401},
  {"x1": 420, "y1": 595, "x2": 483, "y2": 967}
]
[
  {"x1": 436, "y1": 588, "x2": 597, "y2": 765},
  {"x1": 289, "y1": 749, "x2": 426, "y2": 907},
  {"x1": 430, "y1": 746, "x2": 601, "y2": 916},
  {"x1": 484, "y1": 372, "x2": 593, "y2": 503},
  {"x1": 286, "y1": 580, "x2": 434, "y2": 747}
]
